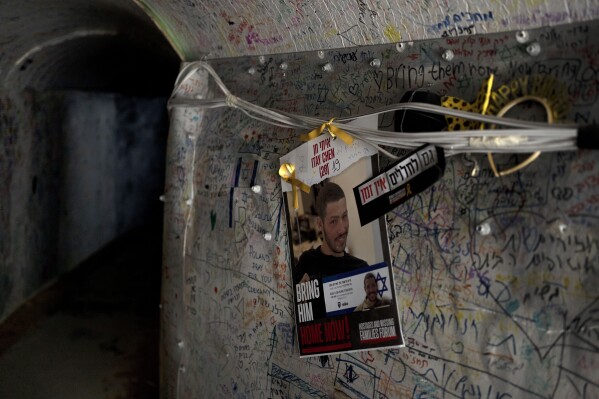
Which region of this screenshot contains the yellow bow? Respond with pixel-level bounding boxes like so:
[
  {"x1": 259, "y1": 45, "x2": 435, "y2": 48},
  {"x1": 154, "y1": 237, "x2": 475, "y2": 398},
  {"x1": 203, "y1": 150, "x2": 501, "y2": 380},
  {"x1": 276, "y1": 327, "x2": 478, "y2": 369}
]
[
  {"x1": 301, "y1": 118, "x2": 353, "y2": 145},
  {"x1": 279, "y1": 163, "x2": 311, "y2": 209}
]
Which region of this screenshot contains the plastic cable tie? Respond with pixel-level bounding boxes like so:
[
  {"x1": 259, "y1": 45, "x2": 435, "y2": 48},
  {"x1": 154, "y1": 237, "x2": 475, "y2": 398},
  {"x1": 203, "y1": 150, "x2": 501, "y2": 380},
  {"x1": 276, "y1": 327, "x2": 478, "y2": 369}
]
[
  {"x1": 226, "y1": 94, "x2": 238, "y2": 108},
  {"x1": 470, "y1": 136, "x2": 527, "y2": 147}
]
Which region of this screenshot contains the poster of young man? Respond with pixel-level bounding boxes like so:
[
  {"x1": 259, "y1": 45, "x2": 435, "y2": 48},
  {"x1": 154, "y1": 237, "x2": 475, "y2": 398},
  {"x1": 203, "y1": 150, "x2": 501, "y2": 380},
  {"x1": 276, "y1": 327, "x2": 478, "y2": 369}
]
[{"x1": 280, "y1": 116, "x2": 405, "y2": 358}]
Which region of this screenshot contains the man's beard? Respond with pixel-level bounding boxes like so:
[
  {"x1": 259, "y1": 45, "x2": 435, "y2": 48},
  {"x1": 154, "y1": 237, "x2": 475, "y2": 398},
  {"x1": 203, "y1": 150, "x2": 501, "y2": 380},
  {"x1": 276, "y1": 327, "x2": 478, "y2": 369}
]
[
  {"x1": 367, "y1": 293, "x2": 377, "y2": 302},
  {"x1": 325, "y1": 232, "x2": 347, "y2": 254},
  {"x1": 364, "y1": 294, "x2": 378, "y2": 307}
]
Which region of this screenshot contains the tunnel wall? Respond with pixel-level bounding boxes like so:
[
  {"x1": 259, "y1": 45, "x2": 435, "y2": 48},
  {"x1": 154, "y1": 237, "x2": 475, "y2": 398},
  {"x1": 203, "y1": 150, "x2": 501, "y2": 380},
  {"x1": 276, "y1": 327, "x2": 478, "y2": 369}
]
[
  {"x1": 161, "y1": 18, "x2": 599, "y2": 399},
  {"x1": 0, "y1": 90, "x2": 168, "y2": 322}
]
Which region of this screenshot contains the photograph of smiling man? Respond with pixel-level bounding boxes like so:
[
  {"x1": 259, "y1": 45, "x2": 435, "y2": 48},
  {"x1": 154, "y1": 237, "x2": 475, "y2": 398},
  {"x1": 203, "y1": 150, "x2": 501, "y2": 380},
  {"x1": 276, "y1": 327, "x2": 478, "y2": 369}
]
[{"x1": 285, "y1": 155, "x2": 404, "y2": 357}]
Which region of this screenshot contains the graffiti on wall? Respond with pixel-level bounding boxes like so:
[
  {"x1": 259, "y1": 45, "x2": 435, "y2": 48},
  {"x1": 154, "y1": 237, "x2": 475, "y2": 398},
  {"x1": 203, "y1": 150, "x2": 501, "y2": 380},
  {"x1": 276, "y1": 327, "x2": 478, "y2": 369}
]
[
  {"x1": 143, "y1": 0, "x2": 599, "y2": 60},
  {"x1": 162, "y1": 20, "x2": 599, "y2": 398}
]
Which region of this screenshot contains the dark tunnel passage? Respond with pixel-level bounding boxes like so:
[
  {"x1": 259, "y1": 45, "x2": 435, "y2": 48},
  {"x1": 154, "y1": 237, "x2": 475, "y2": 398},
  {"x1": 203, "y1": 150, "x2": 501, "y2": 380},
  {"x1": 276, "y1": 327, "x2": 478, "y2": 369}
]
[
  {"x1": 0, "y1": 1, "x2": 181, "y2": 397},
  {"x1": 18, "y1": 32, "x2": 181, "y2": 95}
]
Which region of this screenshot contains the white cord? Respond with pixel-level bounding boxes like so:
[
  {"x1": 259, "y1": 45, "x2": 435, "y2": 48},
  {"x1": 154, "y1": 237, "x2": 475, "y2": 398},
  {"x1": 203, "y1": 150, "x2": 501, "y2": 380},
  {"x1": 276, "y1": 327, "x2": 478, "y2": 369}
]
[{"x1": 168, "y1": 61, "x2": 579, "y2": 157}]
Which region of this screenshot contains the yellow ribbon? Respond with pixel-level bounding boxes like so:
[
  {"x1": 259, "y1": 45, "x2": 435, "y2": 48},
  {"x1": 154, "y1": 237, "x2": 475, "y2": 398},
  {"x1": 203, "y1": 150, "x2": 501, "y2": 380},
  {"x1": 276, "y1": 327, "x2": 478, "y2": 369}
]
[
  {"x1": 279, "y1": 163, "x2": 311, "y2": 209},
  {"x1": 300, "y1": 118, "x2": 354, "y2": 145},
  {"x1": 480, "y1": 74, "x2": 494, "y2": 118}
]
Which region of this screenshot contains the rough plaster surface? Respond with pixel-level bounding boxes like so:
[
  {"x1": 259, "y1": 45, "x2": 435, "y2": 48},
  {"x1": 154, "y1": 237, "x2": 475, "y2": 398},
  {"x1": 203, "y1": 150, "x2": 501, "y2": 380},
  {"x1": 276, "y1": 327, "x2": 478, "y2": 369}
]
[
  {"x1": 140, "y1": 0, "x2": 599, "y2": 59},
  {"x1": 162, "y1": 20, "x2": 599, "y2": 398}
]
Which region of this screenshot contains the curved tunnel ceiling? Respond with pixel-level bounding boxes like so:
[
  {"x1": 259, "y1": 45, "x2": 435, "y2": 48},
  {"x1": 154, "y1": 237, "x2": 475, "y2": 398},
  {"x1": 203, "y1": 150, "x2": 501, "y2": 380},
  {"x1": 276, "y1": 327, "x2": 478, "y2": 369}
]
[
  {"x1": 138, "y1": 0, "x2": 598, "y2": 60},
  {"x1": 1, "y1": 0, "x2": 598, "y2": 93},
  {"x1": 0, "y1": 0, "x2": 180, "y2": 95}
]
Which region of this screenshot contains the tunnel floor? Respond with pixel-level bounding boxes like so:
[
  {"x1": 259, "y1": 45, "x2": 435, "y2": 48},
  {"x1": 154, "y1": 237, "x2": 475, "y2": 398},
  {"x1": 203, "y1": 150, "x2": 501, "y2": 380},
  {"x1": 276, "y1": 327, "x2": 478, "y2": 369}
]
[{"x1": 0, "y1": 226, "x2": 162, "y2": 399}]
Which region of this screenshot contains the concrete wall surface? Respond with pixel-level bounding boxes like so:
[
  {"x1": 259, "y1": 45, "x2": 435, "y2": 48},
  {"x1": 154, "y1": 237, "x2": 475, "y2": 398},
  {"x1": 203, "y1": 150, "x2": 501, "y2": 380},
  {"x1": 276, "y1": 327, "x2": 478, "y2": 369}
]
[{"x1": 162, "y1": 17, "x2": 599, "y2": 399}]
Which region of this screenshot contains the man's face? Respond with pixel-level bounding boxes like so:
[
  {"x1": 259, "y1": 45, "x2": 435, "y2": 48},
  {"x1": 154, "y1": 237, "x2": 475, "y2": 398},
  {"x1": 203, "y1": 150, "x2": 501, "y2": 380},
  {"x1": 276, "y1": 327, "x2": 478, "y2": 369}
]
[
  {"x1": 364, "y1": 278, "x2": 378, "y2": 302},
  {"x1": 318, "y1": 197, "x2": 349, "y2": 257}
]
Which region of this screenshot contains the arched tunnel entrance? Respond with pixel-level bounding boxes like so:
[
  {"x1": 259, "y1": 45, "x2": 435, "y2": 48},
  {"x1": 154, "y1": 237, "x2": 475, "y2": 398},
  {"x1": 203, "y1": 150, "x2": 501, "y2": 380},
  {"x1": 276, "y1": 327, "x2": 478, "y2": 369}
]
[{"x1": 0, "y1": 1, "x2": 180, "y2": 397}]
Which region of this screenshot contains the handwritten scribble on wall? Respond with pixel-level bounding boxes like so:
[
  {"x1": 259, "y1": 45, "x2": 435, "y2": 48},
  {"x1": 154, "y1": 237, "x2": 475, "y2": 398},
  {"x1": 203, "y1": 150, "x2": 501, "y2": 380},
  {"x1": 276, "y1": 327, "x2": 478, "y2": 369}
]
[{"x1": 162, "y1": 20, "x2": 599, "y2": 399}]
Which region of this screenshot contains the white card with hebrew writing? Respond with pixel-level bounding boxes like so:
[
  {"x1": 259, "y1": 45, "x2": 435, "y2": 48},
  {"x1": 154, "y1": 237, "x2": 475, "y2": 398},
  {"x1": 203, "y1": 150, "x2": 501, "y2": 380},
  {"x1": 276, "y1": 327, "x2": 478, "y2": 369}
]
[{"x1": 280, "y1": 117, "x2": 378, "y2": 193}]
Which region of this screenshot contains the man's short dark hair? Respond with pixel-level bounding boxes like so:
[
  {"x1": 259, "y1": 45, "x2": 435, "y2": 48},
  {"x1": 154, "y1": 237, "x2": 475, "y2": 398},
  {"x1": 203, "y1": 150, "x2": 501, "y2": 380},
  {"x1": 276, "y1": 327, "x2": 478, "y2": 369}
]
[
  {"x1": 316, "y1": 182, "x2": 346, "y2": 219},
  {"x1": 364, "y1": 272, "x2": 376, "y2": 284}
]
